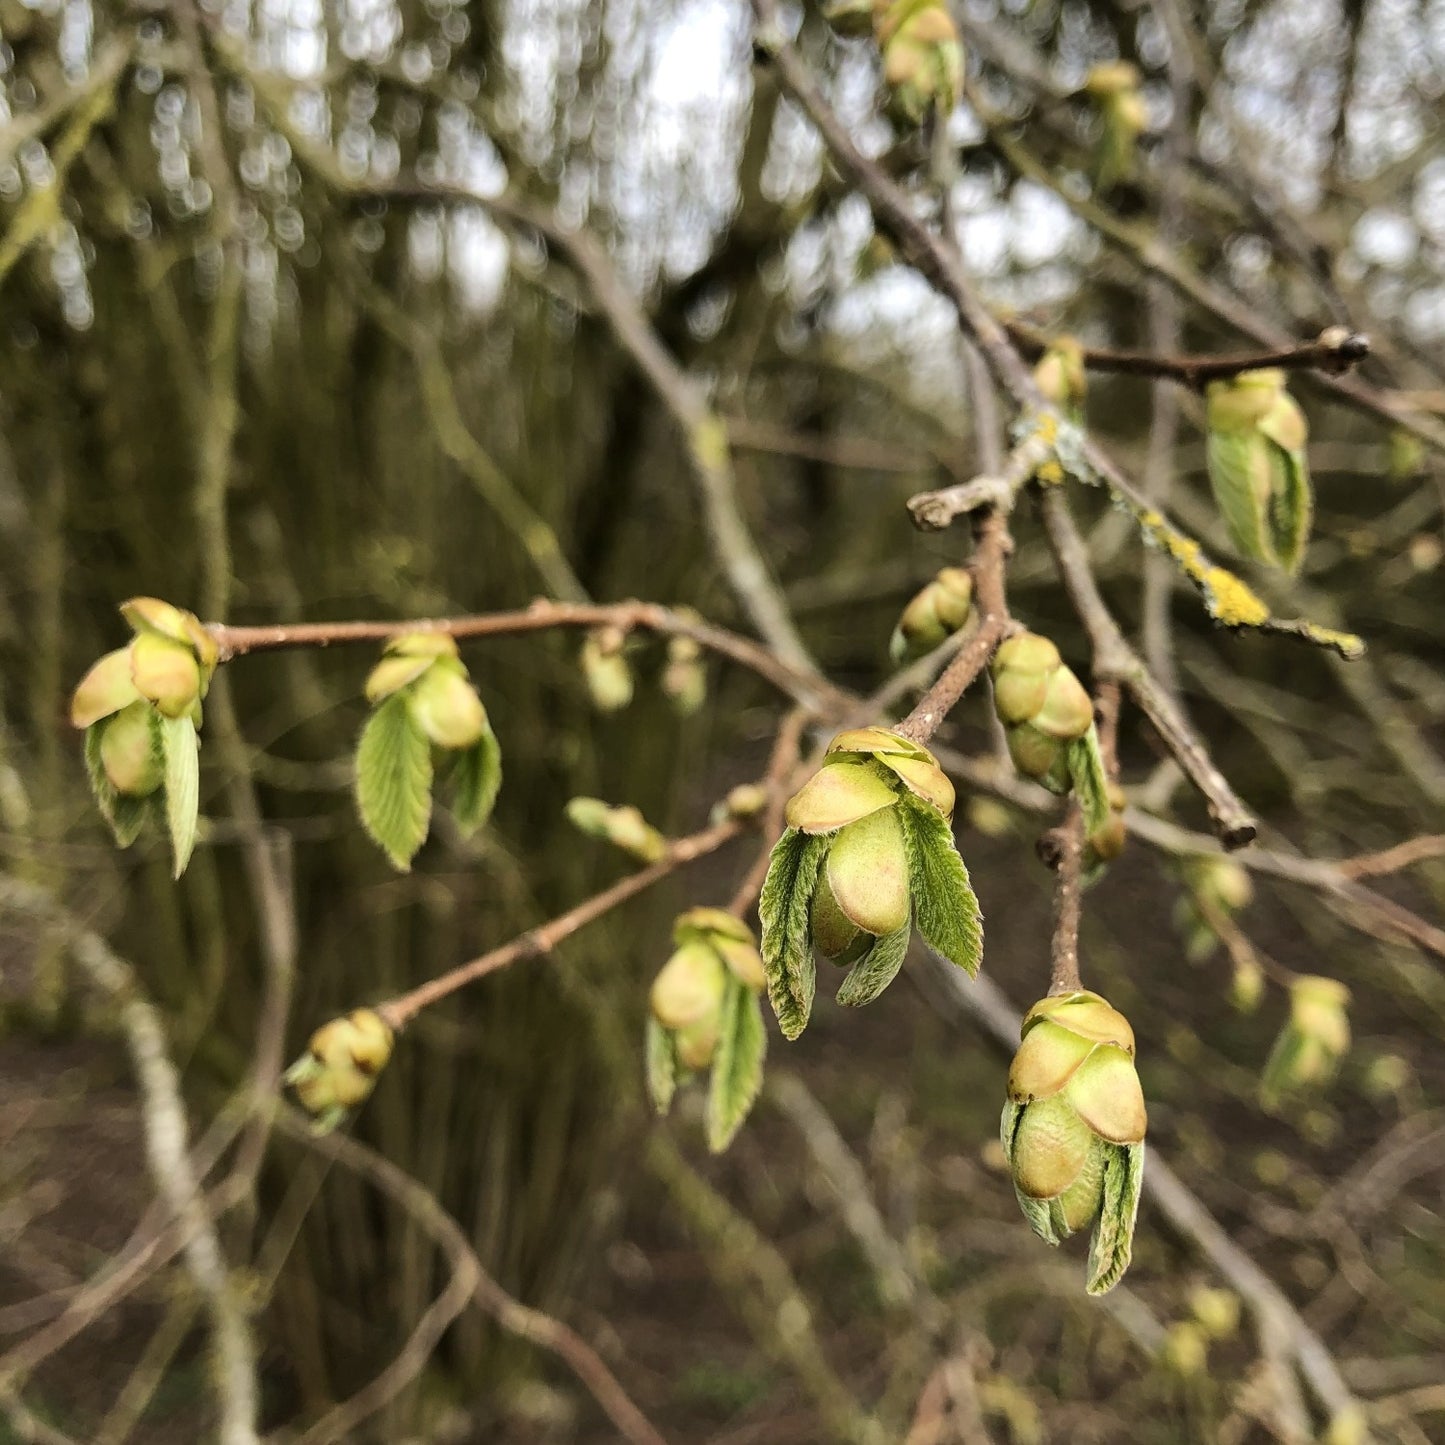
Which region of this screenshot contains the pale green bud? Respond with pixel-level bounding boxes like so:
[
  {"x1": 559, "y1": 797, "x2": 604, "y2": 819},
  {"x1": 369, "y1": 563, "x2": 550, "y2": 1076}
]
[
  {"x1": 1190, "y1": 1286, "x2": 1241, "y2": 1339},
  {"x1": 284, "y1": 1008, "x2": 394, "y2": 1130},
  {"x1": 565, "y1": 797, "x2": 667, "y2": 862},
  {"x1": 406, "y1": 662, "x2": 488, "y2": 750},
  {"x1": 890, "y1": 566, "x2": 974, "y2": 664},
  {"x1": 1261, "y1": 974, "x2": 1351, "y2": 1109},
  {"x1": 581, "y1": 626, "x2": 633, "y2": 712},
  {"x1": 651, "y1": 941, "x2": 728, "y2": 1030},
  {"x1": 98, "y1": 700, "x2": 163, "y2": 797},
  {"x1": 129, "y1": 633, "x2": 203, "y2": 719},
  {"x1": 1033, "y1": 338, "x2": 1086, "y2": 419},
  {"x1": 71, "y1": 648, "x2": 143, "y2": 728}
]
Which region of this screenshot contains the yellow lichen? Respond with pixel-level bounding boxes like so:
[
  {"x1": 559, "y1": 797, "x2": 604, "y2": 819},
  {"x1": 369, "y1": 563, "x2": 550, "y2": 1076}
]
[
  {"x1": 1036, "y1": 458, "x2": 1066, "y2": 485},
  {"x1": 1200, "y1": 567, "x2": 1270, "y2": 627}
]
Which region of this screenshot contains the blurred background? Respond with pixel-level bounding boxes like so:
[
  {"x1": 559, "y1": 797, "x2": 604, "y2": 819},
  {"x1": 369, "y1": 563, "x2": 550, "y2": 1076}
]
[{"x1": 1, "y1": 0, "x2": 1444, "y2": 1440}]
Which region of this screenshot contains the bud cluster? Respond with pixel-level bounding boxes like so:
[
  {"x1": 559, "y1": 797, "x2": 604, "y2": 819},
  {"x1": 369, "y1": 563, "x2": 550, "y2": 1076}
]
[
  {"x1": 284, "y1": 1008, "x2": 395, "y2": 1133},
  {"x1": 890, "y1": 565, "x2": 973, "y2": 665},
  {"x1": 1083, "y1": 62, "x2": 1147, "y2": 191},
  {"x1": 365, "y1": 632, "x2": 490, "y2": 751},
  {"x1": 825, "y1": 0, "x2": 964, "y2": 126},
  {"x1": 1261, "y1": 974, "x2": 1351, "y2": 1111},
  {"x1": 580, "y1": 625, "x2": 634, "y2": 712},
  {"x1": 1001, "y1": 990, "x2": 1147, "y2": 1294},
  {"x1": 990, "y1": 632, "x2": 1095, "y2": 794},
  {"x1": 648, "y1": 909, "x2": 768, "y2": 1152}
]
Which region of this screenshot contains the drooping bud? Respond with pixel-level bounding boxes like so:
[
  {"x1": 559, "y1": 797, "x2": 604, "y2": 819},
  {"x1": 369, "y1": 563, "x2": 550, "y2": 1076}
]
[
  {"x1": 661, "y1": 613, "x2": 708, "y2": 716},
  {"x1": 1084, "y1": 62, "x2": 1147, "y2": 192},
  {"x1": 120, "y1": 597, "x2": 218, "y2": 688},
  {"x1": 1084, "y1": 781, "x2": 1128, "y2": 869},
  {"x1": 1190, "y1": 1286, "x2": 1241, "y2": 1340},
  {"x1": 1001, "y1": 990, "x2": 1146, "y2": 1294},
  {"x1": 406, "y1": 659, "x2": 489, "y2": 750},
  {"x1": 991, "y1": 632, "x2": 1093, "y2": 795},
  {"x1": 876, "y1": 0, "x2": 964, "y2": 126},
  {"x1": 717, "y1": 782, "x2": 768, "y2": 821},
  {"x1": 890, "y1": 566, "x2": 974, "y2": 664},
  {"x1": 651, "y1": 941, "x2": 729, "y2": 1030},
  {"x1": 1228, "y1": 956, "x2": 1265, "y2": 1013},
  {"x1": 98, "y1": 700, "x2": 164, "y2": 797},
  {"x1": 1205, "y1": 369, "x2": 1313, "y2": 574},
  {"x1": 580, "y1": 625, "x2": 633, "y2": 712},
  {"x1": 1261, "y1": 975, "x2": 1351, "y2": 1110},
  {"x1": 1177, "y1": 856, "x2": 1255, "y2": 963},
  {"x1": 565, "y1": 796, "x2": 668, "y2": 862},
  {"x1": 128, "y1": 633, "x2": 203, "y2": 719},
  {"x1": 71, "y1": 648, "x2": 143, "y2": 728},
  {"x1": 1032, "y1": 338, "x2": 1087, "y2": 422},
  {"x1": 284, "y1": 1008, "x2": 394, "y2": 1132}
]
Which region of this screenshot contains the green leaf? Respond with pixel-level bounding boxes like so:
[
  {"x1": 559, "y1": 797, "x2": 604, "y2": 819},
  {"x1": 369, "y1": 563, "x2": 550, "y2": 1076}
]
[
  {"x1": 83, "y1": 723, "x2": 153, "y2": 848},
  {"x1": 159, "y1": 713, "x2": 200, "y2": 878},
  {"x1": 1206, "y1": 429, "x2": 1271, "y2": 564},
  {"x1": 707, "y1": 978, "x2": 767, "y2": 1152},
  {"x1": 355, "y1": 694, "x2": 434, "y2": 871},
  {"x1": 897, "y1": 795, "x2": 982, "y2": 976},
  {"x1": 1067, "y1": 725, "x2": 1112, "y2": 839},
  {"x1": 758, "y1": 827, "x2": 827, "y2": 1040},
  {"x1": 645, "y1": 1015, "x2": 677, "y2": 1116},
  {"x1": 1086, "y1": 1141, "x2": 1145, "y2": 1295},
  {"x1": 836, "y1": 920, "x2": 911, "y2": 1007},
  {"x1": 449, "y1": 720, "x2": 502, "y2": 834},
  {"x1": 1268, "y1": 442, "x2": 1313, "y2": 575}
]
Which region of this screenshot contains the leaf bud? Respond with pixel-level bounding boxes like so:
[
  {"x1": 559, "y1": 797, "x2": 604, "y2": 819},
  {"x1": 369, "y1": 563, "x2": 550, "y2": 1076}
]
[
  {"x1": 565, "y1": 796, "x2": 667, "y2": 862},
  {"x1": 406, "y1": 661, "x2": 489, "y2": 750},
  {"x1": 1260, "y1": 974, "x2": 1351, "y2": 1109},
  {"x1": 1162, "y1": 1322, "x2": 1208, "y2": 1377},
  {"x1": 890, "y1": 566, "x2": 974, "y2": 664},
  {"x1": 1189, "y1": 1286, "x2": 1241, "y2": 1339},
  {"x1": 581, "y1": 625, "x2": 634, "y2": 712},
  {"x1": 129, "y1": 633, "x2": 203, "y2": 719},
  {"x1": 284, "y1": 1008, "x2": 394, "y2": 1131},
  {"x1": 98, "y1": 700, "x2": 163, "y2": 796},
  {"x1": 878, "y1": 0, "x2": 963, "y2": 125},
  {"x1": 1032, "y1": 338, "x2": 1086, "y2": 419},
  {"x1": 71, "y1": 648, "x2": 143, "y2": 728},
  {"x1": 651, "y1": 940, "x2": 729, "y2": 1030},
  {"x1": 661, "y1": 630, "x2": 708, "y2": 716}
]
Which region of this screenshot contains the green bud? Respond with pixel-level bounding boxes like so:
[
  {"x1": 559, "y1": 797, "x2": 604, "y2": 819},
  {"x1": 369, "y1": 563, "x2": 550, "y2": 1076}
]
[
  {"x1": 1162, "y1": 1322, "x2": 1208, "y2": 1377},
  {"x1": 785, "y1": 759, "x2": 900, "y2": 834},
  {"x1": 1362, "y1": 1052, "x2": 1411, "y2": 1100},
  {"x1": 71, "y1": 648, "x2": 143, "y2": 728},
  {"x1": 406, "y1": 663, "x2": 488, "y2": 750},
  {"x1": 284, "y1": 1008, "x2": 394, "y2": 1130},
  {"x1": 1084, "y1": 63, "x2": 1146, "y2": 191},
  {"x1": 890, "y1": 566, "x2": 974, "y2": 664},
  {"x1": 672, "y1": 907, "x2": 766, "y2": 992},
  {"x1": 1261, "y1": 974, "x2": 1351, "y2": 1109},
  {"x1": 129, "y1": 633, "x2": 203, "y2": 719},
  {"x1": 1388, "y1": 428, "x2": 1426, "y2": 482},
  {"x1": 879, "y1": 0, "x2": 963, "y2": 124},
  {"x1": 720, "y1": 783, "x2": 768, "y2": 820},
  {"x1": 1229, "y1": 956, "x2": 1265, "y2": 1013},
  {"x1": 1033, "y1": 338, "x2": 1086, "y2": 419},
  {"x1": 364, "y1": 652, "x2": 435, "y2": 702},
  {"x1": 875, "y1": 752, "x2": 955, "y2": 818},
  {"x1": 674, "y1": 1013, "x2": 722, "y2": 1072},
  {"x1": 651, "y1": 941, "x2": 728, "y2": 1030},
  {"x1": 1190, "y1": 857, "x2": 1254, "y2": 914},
  {"x1": 826, "y1": 804, "x2": 911, "y2": 937},
  {"x1": 121, "y1": 597, "x2": 218, "y2": 680},
  {"x1": 565, "y1": 796, "x2": 667, "y2": 862},
  {"x1": 98, "y1": 700, "x2": 163, "y2": 796},
  {"x1": 1005, "y1": 723, "x2": 1070, "y2": 794},
  {"x1": 581, "y1": 626, "x2": 633, "y2": 712},
  {"x1": 1190, "y1": 1286, "x2": 1241, "y2": 1339},
  {"x1": 809, "y1": 871, "x2": 868, "y2": 963}
]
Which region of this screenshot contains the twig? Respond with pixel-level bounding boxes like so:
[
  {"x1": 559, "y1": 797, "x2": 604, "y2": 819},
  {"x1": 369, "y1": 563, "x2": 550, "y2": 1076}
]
[
  {"x1": 0, "y1": 881, "x2": 259, "y2": 1445},
  {"x1": 206, "y1": 599, "x2": 843, "y2": 713},
  {"x1": 906, "y1": 430, "x2": 1051, "y2": 531},
  {"x1": 1042, "y1": 805, "x2": 1085, "y2": 995},
  {"x1": 1036, "y1": 487, "x2": 1259, "y2": 848},
  {"x1": 281, "y1": 1113, "x2": 669, "y2": 1445},
  {"x1": 377, "y1": 818, "x2": 744, "y2": 1028},
  {"x1": 1336, "y1": 834, "x2": 1445, "y2": 879}
]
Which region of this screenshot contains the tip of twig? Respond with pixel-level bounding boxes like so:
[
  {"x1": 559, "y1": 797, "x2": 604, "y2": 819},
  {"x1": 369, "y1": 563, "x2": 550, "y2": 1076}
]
[{"x1": 1316, "y1": 326, "x2": 1371, "y2": 372}]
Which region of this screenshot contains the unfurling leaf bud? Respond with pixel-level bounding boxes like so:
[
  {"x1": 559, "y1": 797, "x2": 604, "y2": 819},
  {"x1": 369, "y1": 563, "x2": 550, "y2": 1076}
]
[
  {"x1": 876, "y1": 0, "x2": 963, "y2": 125},
  {"x1": 99, "y1": 700, "x2": 163, "y2": 797},
  {"x1": 1032, "y1": 338, "x2": 1087, "y2": 421},
  {"x1": 991, "y1": 632, "x2": 1094, "y2": 796},
  {"x1": 129, "y1": 633, "x2": 203, "y2": 720},
  {"x1": 1229, "y1": 956, "x2": 1265, "y2": 1014},
  {"x1": 1261, "y1": 974, "x2": 1350, "y2": 1110},
  {"x1": 1000, "y1": 990, "x2": 1146, "y2": 1294},
  {"x1": 71, "y1": 649, "x2": 143, "y2": 728},
  {"x1": 1177, "y1": 857, "x2": 1255, "y2": 963},
  {"x1": 890, "y1": 566, "x2": 974, "y2": 664},
  {"x1": 284, "y1": 1008, "x2": 394, "y2": 1132},
  {"x1": 1084, "y1": 62, "x2": 1146, "y2": 192},
  {"x1": 565, "y1": 796, "x2": 667, "y2": 862},
  {"x1": 661, "y1": 631, "x2": 708, "y2": 716},
  {"x1": 1205, "y1": 369, "x2": 1313, "y2": 574},
  {"x1": 581, "y1": 625, "x2": 633, "y2": 712},
  {"x1": 1083, "y1": 781, "x2": 1127, "y2": 872},
  {"x1": 717, "y1": 782, "x2": 768, "y2": 821},
  {"x1": 760, "y1": 729, "x2": 981, "y2": 1039},
  {"x1": 406, "y1": 660, "x2": 489, "y2": 750},
  {"x1": 647, "y1": 909, "x2": 768, "y2": 1152}
]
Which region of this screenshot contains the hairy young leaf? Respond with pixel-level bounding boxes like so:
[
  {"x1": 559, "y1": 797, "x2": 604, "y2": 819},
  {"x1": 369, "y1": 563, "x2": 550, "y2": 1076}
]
[
  {"x1": 645, "y1": 1015, "x2": 677, "y2": 1117},
  {"x1": 707, "y1": 977, "x2": 767, "y2": 1152},
  {"x1": 1001, "y1": 1099, "x2": 1062, "y2": 1245},
  {"x1": 1067, "y1": 725, "x2": 1112, "y2": 840},
  {"x1": 83, "y1": 723, "x2": 153, "y2": 848},
  {"x1": 898, "y1": 795, "x2": 982, "y2": 976},
  {"x1": 1268, "y1": 442, "x2": 1313, "y2": 575},
  {"x1": 449, "y1": 720, "x2": 502, "y2": 834},
  {"x1": 1087, "y1": 1141, "x2": 1145, "y2": 1295},
  {"x1": 1206, "y1": 429, "x2": 1271, "y2": 564},
  {"x1": 758, "y1": 827, "x2": 827, "y2": 1040},
  {"x1": 835, "y1": 920, "x2": 911, "y2": 1007},
  {"x1": 356, "y1": 694, "x2": 434, "y2": 871},
  {"x1": 159, "y1": 713, "x2": 199, "y2": 878}
]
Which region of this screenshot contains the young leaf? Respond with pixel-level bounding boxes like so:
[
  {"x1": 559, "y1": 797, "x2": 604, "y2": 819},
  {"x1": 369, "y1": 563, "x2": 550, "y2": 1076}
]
[
  {"x1": 449, "y1": 720, "x2": 502, "y2": 834},
  {"x1": 1269, "y1": 443, "x2": 1313, "y2": 575},
  {"x1": 898, "y1": 795, "x2": 982, "y2": 976},
  {"x1": 707, "y1": 978, "x2": 767, "y2": 1153},
  {"x1": 645, "y1": 1015, "x2": 678, "y2": 1116},
  {"x1": 83, "y1": 724, "x2": 152, "y2": 847},
  {"x1": 355, "y1": 694, "x2": 434, "y2": 871},
  {"x1": 836, "y1": 920, "x2": 911, "y2": 1007},
  {"x1": 758, "y1": 827, "x2": 827, "y2": 1040},
  {"x1": 1206, "y1": 429, "x2": 1271, "y2": 564},
  {"x1": 159, "y1": 713, "x2": 200, "y2": 878},
  {"x1": 1087, "y1": 1141, "x2": 1145, "y2": 1295},
  {"x1": 1067, "y1": 724, "x2": 1112, "y2": 839}
]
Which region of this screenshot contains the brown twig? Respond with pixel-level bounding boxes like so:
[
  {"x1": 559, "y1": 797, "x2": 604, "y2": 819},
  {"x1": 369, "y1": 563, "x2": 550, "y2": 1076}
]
[
  {"x1": 206, "y1": 599, "x2": 842, "y2": 713},
  {"x1": 1335, "y1": 833, "x2": 1445, "y2": 879},
  {"x1": 1042, "y1": 805, "x2": 1086, "y2": 995},
  {"x1": 376, "y1": 818, "x2": 744, "y2": 1030},
  {"x1": 1004, "y1": 321, "x2": 1372, "y2": 388},
  {"x1": 895, "y1": 510, "x2": 1014, "y2": 743}
]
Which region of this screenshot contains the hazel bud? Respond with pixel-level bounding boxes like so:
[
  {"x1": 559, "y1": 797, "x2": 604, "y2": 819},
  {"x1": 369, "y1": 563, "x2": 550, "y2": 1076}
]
[
  {"x1": 1033, "y1": 338, "x2": 1086, "y2": 419},
  {"x1": 581, "y1": 626, "x2": 633, "y2": 712},
  {"x1": 71, "y1": 648, "x2": 143, "y2": 728},
  {"x1": 406, "y1": 661, "x2": 488, "y2": 750},
  {"x1": 1190, "y1": 1286, "x2": 1241, "y2": 1340},
  {"x1": 99, "y1": 700, "x2": 163, "y2": 796},
  {"x1": 878, "y1": 0, "x2": 963, "y2": 124},
  {"x1": 565, "y1": 797, "x2": 668, "y2": 862},
  {"x1": 129, "y1": 633, "x2": 203, "y2": 719},
  {"x1": 1261, "y1": 974, "x2": 1351, "y2": 1109},
  {"x1": 284, "y1": 1008, "x2": 394, "y2": 1130},
  {"x1": 661, "y1": 632, "x2": 707, "y2": 717},
  {"x1": 1162, "y1": 1322, "x2": 1208, "y2": 1377},
  {"x1": 651, "y1": 941, "x2": 729, "y2": 1030},
  {"x1": 890, "y1": 566, "x2": 974, "y2": 664}
]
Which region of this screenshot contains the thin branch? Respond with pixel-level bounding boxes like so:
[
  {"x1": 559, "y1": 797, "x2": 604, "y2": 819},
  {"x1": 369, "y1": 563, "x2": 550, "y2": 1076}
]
[
  {"x1": 206, "y1": 599, "x2": 843, "y2": 714},
  {"x1": 1042, "y1": 805, "x2": 1086, "y2": 995},
  {"x1": 281, "y1": 1113, "x2": 669, "y2": 1445},
  {"x1": 377, "y1": 817, "x2": 745, "y2": 1029}
]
